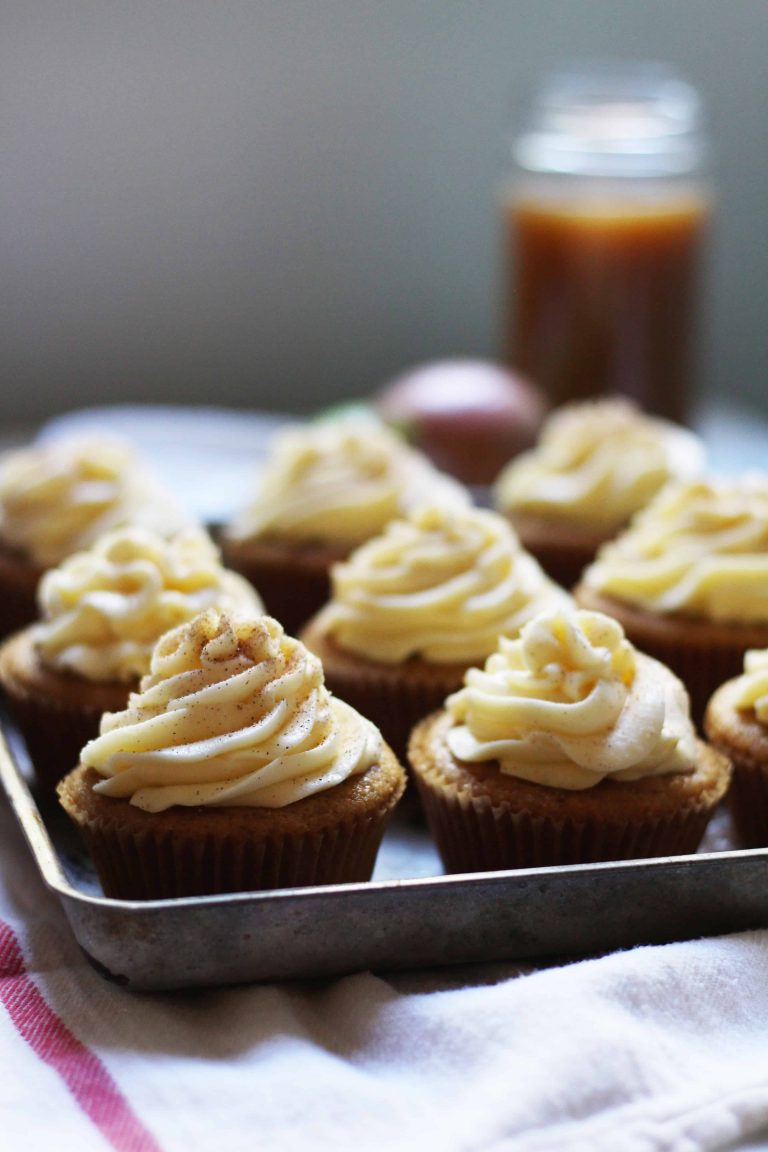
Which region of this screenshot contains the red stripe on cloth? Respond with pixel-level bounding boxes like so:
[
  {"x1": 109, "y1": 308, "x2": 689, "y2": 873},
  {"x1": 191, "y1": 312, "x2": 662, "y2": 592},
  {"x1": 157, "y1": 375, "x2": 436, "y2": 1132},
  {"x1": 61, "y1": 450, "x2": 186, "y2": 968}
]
[{"x1": 0, "y1": 919, "x2": 162, "y2": 1152}]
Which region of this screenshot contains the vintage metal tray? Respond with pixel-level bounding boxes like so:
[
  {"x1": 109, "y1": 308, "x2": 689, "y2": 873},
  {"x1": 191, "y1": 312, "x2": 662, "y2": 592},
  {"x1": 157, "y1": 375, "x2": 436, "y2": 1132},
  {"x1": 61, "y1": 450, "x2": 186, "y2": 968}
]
[{"x1": 3, "y1": 706, "x2": 768, "y2": 993}]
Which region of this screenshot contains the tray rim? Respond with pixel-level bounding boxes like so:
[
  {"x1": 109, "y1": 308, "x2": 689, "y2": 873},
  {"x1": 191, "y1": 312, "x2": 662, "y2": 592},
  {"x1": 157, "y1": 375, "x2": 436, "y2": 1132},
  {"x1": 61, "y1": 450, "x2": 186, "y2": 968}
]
[{"x1": 6, "y1": 710, "x2": 768, "y2": 991}]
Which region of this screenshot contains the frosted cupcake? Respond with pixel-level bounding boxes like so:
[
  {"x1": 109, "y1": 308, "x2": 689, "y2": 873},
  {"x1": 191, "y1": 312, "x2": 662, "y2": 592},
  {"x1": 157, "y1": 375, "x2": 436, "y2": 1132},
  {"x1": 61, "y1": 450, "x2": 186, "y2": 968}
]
[
  {"x1": 575, "y1": 475, "x2": 768, "y2": 724},
  {"x1": 409, "y1": 608, "x2": 730, "y2": 871},
  {"x1": 0, "y1": 526, "x2": 261, "y2": 789},
  {"x1": 300, "y1": 504, "x2": 571, "y2": 760},
  {"x1": 705, "y1": 650, "x2": 768, "y2": 847},
  {"x1": 494, "y1": 398, "x2": 705, "y2": 588},
  {"x1": 220, "y1": 416, "x2": 469, "y2": 634},
  {"x1": 0, "y1": 434, "x2": 191, "y2": 639},
  {"x1": 57, "y1": 610, "x2": 406, "y2": 898}
]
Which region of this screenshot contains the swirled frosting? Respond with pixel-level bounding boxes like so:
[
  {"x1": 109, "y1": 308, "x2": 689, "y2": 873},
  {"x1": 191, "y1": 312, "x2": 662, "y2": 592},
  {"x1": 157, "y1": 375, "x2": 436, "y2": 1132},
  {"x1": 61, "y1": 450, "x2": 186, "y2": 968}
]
[
  {"x1": 495, "y1": 398, "x2": 705, "y2": 529},
  {"x1": 583, "y1": 475, "x2": 768, "y2": 622},
  {"x1": 0, "y1": 435, "x2": 191, "y2": 567},
  {"x1": 227, "y1": 417, "x2": 469, "y2": 545},
  {"x1": 33, "y1": 527, "x2": 262, "y2": 682},
  {"x1": 729, "y1": 649, "x2": 768, "y2": 723},
  {"x1": 81, "y1": 610, "x2": 382, "y2": 811},
  {"x1": 446, "y1": 609, "x2": 697, "y2": 789},
  {"x1": 315, "y1": 506, "x2": 571, "y2": 663}
]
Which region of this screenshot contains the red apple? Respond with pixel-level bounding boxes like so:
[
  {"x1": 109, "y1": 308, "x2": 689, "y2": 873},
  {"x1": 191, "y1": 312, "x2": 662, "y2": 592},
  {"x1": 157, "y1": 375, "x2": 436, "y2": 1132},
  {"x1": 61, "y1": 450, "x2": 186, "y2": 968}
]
[{"x1": 375, "y1": 359, "x2": 547, "y2": 487}]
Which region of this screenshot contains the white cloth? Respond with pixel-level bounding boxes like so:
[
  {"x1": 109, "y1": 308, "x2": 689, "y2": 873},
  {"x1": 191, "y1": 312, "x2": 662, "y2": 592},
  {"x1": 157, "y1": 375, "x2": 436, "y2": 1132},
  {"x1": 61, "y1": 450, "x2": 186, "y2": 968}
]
[{"x1": 3, "y1": 791, "x2": 768, "y2": 1152}]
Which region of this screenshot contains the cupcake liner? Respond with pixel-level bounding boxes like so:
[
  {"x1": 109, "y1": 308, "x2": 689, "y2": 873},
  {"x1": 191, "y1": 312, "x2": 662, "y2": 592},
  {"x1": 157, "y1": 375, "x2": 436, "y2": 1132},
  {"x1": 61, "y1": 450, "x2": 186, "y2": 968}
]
[
  {"x1": 505, "y1": 513, "x2": 611, "y2": 591},
  {"x1": 416, "y1": 772, "x2": 715, "y2": 871},
  {"x1": 300, "y1": 619, "x2": 468, "y2": 764},
  {"x1": 726, "y1": 762, "x2": 768, "y2": 849},
  {"x1": 58, "y1": 753, "x2": 406, "y2": 900},
  {"x1": 705, "y1": 680, "x2": 768, "y2": 849},
  {"x1": 0, "y1": 544, "x2": 42, "y2": 641},
  {"x1": 410, "y1": 711, "x2": 731, "y2": 871},
  {"x1": 219, "y1": 534, "x2": 348, "y2": 636},
  {"x1": 0, "y1": 631, "x2": 132, "y2": 791}
]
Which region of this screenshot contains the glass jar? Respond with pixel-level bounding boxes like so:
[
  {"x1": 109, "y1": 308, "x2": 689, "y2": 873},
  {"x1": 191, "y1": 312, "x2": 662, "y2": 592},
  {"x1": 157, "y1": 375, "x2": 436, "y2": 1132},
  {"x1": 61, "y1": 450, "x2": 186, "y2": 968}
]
[{"x1": 501, "y1": 61, "x2": 713, "y2": 423}]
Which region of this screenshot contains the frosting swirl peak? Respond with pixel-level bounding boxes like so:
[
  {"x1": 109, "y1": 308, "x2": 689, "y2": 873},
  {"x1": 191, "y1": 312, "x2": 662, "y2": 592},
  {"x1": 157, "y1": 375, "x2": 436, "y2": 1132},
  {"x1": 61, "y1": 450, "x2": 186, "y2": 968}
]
[
  {"x1": 0, "y1": 435, "x2": 190, "y2": 567},
  {"x1": 34, "y1": 527, "x2": 262, "y2": 682},
  {"x1": 227, "y1": 418, "x2": 468, "y2": 545},
  {"x1": 82, "y1": 610, "x2": 381, "y2": 811},
  {"x1": 447, "y1": 609, "x2": 697, "y2": 789},
  {"x1": 495, "y1": 398, "x2": 704, "y2": 529},
  {"x1": 315, "y1": 505, "x2": 571, "y2": 663},
  {"x1": 583, "y1": 475, "x2": 768, "y2": 622}
]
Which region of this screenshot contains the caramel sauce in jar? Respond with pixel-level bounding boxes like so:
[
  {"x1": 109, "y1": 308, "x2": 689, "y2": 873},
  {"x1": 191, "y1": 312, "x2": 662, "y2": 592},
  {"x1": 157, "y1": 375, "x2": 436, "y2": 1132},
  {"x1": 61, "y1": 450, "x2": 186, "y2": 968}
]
[
  {"x1": 504, "y1": 188, "x2": 711, "y2": 422},
  {"x1": 502, "y1": 63, "x2": 712, "y2": 423}
]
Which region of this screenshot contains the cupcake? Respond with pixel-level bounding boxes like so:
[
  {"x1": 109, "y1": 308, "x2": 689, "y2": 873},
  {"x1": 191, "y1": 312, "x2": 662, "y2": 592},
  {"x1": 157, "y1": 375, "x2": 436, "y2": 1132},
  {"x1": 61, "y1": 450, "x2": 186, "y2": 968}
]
[
  {"x1": 300, "y1": 504, "x2": 571, "y2": 761},
  {"x1": 57, "y1": 610, "x2": 406, "y2": 898},
  {"x1": 0, "y1": 526, "x2": 261, "y2": 789},
  {"x1": 494, "y1": 397, "x2": 705, "y2": 588},
  {"x1": 705, "y1": 650, "x2": 768, "y2": 847},
  {"x1": 575, "y1": 475, "x2": 768, "y2": 725},
  {"x1": 0, "y1": 434, "x2": 192, "y2": 639},
  {"x1": 409, "y1": 608, "x2": 731, "y2": 872},
  {"x1": 219, "y1": 415, "x2": 469, "y2": 635}
]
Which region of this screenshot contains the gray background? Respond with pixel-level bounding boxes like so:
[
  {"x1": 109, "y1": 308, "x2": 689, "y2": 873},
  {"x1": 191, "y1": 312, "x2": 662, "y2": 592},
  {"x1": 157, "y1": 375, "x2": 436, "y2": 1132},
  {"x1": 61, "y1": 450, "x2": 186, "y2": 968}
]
[{"x1": 1, "y1": 1, "x2": 766, "y2": 426}]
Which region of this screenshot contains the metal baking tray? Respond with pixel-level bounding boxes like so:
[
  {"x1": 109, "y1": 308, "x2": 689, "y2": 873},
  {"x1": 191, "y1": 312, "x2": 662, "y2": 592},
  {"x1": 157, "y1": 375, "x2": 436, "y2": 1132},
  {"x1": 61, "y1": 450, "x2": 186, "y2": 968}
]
[{"x1": 3, "y1": 706, "x2": 768, "y2": 992}]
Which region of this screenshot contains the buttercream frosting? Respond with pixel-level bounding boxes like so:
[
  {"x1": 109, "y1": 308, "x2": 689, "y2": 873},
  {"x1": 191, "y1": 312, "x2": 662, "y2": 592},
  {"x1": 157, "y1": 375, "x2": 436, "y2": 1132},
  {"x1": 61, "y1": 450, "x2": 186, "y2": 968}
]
[
  {"x1": 0, "y1": 435, "x2": 190, "y2": 567},
  {"x1": 495, "y1": 398, "x2": 705, "y2": 529},
  {"x1": 730, "y1": 649, "x2": 768, "y2": 724},
  {"x1": 315, "y1": 505, "x2": 572, "y2": 663},
  {"x1": 227, "y1": 417, "x2": 469, "y2": 545},
  {"x1": 583, "y1": 475, "x2": 768, "y2": 622},
  {"x1": 82, "y1": 610, "x2": 382, "y2": 811},
  {"x1": 34, "y1": 527, "x2": 262, "y2": 682},
  {"x1": 446, "y1": 608, "x2": 697, "y2": 789}
]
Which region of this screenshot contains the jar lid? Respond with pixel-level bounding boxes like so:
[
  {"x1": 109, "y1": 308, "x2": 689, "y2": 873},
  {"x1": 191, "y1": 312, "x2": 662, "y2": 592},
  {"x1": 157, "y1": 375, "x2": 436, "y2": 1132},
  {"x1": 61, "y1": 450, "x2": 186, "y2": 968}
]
[{"x1": 513, "y1": 61, "x2": 709, "y2": 177}]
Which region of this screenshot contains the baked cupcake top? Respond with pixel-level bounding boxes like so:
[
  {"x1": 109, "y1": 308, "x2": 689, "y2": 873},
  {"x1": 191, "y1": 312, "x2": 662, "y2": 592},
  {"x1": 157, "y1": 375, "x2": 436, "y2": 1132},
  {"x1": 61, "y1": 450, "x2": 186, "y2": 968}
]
[
  {"x1": 81, "y1": 609, "x2": 382, "y2": 811},
  {"x1": 226, "y1": 417, "x2": 469, "y2": 546},
  {"x1": 446, "y1": 608, "x2": 697, "y2": 789},
  {"x1": 582, "y1": 474, "x2": 768, "y2": 622},
  {"x1": 32, "y1": 527, "x2": 262, "y2": 683},
  {"x1": 494, "y1": 398, "x2": 705, "y2": 530},
  {"x1": 0, "y1": 435, "x2": 191, "y2": 568},
  {"x1": 312, "y1": 505, "x2": 572, "y2": 664}
]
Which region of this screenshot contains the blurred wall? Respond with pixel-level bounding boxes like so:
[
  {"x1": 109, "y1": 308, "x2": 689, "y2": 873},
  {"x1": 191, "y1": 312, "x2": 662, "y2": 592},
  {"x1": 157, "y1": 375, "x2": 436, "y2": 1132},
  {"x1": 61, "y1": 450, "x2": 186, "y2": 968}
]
[{"x1": 0, "y1": 0, "x2": 766, "y2": 425}]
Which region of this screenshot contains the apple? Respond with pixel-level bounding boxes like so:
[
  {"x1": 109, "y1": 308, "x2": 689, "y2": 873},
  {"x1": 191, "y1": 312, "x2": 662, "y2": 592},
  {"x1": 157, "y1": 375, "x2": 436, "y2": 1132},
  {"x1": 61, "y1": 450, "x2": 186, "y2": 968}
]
[{"x1": 375, "y1": 358, "x2": 547, "y2": 487}]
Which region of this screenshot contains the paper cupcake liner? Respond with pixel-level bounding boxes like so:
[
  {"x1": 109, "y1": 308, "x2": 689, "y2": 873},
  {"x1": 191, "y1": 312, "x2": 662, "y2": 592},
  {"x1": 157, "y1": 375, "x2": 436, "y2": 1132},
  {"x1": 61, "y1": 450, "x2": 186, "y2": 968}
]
[
  {"x1": 415, "y1": 776, "x2": 715, "y2": 871},
  {"x1": 78, "y1": 811, "x2": 393, "y2": 899},
  {"x1": 727, "y1": 762, "x2": 768, "y2": 849},
  {"x1": 300, "y1": 623, "x2": 468, "y2": 765},
  {"x1": 58, "y1": 754, "x2": 406, "y2": 900},
  {"x1": 219, "y1": 535, "x2": 348, "y2": 636},
  {"x1": 0, "y1": 546, "x2": 41, "y2": 641},
  {"x1": 5, "y1": 690, "x2": 112, "y2": 791},
  {"x1": 0, "y1": 634, "x2": 131, "y2": 791}
]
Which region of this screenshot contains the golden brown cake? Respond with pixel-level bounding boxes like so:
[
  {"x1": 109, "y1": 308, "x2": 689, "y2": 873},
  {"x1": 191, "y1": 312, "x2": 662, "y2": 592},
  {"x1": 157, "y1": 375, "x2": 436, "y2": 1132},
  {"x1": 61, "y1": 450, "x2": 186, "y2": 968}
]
[
  {"x1": 494, "y1": 398, "x2": 705, "y2": 588},
  {"x1": 0, "y1": 433, "x2": 192, "y2": 639},
  {"x1": 300, "y1": 504, "x2": 571, "y2": 761},
  {"x1": 57, "y1": 610, "x2": 406, "y2": 899},
  {"x1": 219, "y1": 416, "x2": 469, "y2": 634},
  {"x1": 0, "y1": 527, "x2": 261, "y2": 789},
  {"x1": 409, "y1": 608, "x2": 731, "y2": 871},
  {"x1": 705, "y1": 650, "x2": 768, "y2": 847},
  {"x1": 575, "y1": 475, "x2": 768, "y2": 724}
]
